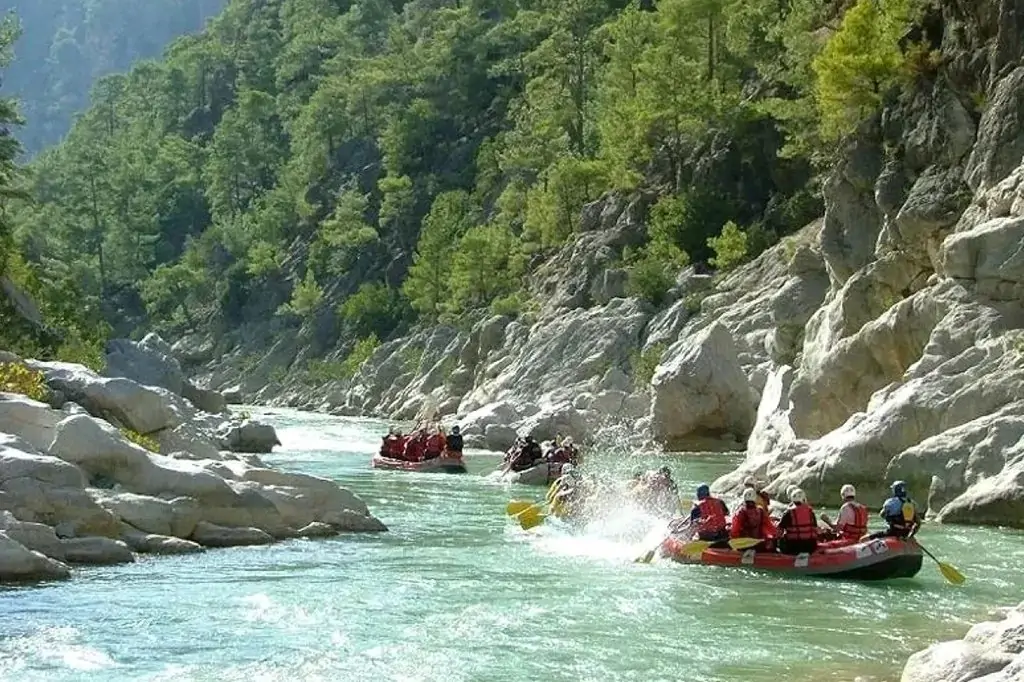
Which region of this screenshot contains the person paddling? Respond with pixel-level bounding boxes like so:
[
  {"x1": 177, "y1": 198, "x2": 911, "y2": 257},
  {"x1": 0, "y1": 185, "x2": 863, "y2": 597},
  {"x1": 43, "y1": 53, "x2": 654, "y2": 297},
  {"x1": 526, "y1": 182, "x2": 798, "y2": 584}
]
[
  {"x1": 688, "y1": 484, "x2": 729, "y2": 545},
  {"x1": 730, "y1": 488, "x2": 775, "y2": 549},
  {"x1": 777, "y1": 488, "x2": 818, "y2": 555},
  {"x1": 821, "y1": 484, "x2": 868, "y2": 543},
  {"x1": 446, "y1": 425, "x2": 463, "y2": 455},
  {"x1": 743, "y1": 476, "x2": 771, "y2": 511},
  {"x1": 874, "y1": 480, "x2": 921, "y2": 539}
]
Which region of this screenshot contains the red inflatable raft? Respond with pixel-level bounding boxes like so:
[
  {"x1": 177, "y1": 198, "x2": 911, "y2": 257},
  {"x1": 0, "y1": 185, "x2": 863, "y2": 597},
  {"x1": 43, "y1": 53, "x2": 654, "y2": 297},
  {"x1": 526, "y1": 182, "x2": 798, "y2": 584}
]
[
  {"x1": 661, "y1": 536, "x2": 923, "y2": 581},
  {"x1": 371, "y1": 453, "x2": 468, "y2": 474}
]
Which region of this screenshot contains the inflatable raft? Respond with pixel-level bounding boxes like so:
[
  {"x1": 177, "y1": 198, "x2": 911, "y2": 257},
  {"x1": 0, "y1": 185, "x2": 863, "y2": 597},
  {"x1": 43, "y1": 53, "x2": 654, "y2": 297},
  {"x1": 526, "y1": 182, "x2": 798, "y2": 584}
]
[
  {"x1": 371, "y1": 453, "x2": 467, "y2": 474},
  {"x1": 661, "y1": 536, "x2": 923, "y2": 581},
  {"x1": 496, "y1": 460, "x2": 565, "y2": 486}
]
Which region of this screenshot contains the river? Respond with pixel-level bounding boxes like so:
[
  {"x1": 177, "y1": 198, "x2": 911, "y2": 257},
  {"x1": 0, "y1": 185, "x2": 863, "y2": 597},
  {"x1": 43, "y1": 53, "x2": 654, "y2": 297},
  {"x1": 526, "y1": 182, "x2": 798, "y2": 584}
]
[{"x1": 1, "y1": 408, "x2": 1022, "y2": 682}]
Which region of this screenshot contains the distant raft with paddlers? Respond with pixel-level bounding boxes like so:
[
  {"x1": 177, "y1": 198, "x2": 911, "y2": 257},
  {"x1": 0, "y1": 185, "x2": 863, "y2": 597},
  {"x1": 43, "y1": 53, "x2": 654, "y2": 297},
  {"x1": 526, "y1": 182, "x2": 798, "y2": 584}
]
[
  {"x1": 660, "y1": 535, "x2": 924, "y2": 581},
  {"x1": 373, "y1": 426, "x2": 467, "y2": 474},
  {"x1": 491, "y1": 435, "x2": 581, "y2": 485}
]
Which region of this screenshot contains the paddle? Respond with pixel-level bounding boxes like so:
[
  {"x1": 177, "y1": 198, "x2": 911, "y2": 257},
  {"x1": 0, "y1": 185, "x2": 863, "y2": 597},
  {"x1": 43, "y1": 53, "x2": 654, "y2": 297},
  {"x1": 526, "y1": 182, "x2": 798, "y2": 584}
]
[
  {"x1": 506, "y1": 500, "x2": 536, "y2": 516},
  {"x1": 517, "y1": 506, "x2": 547, "y2": 530},
  {"x1": 913, "y1": 540, "x2": 966, "y2": 585}
]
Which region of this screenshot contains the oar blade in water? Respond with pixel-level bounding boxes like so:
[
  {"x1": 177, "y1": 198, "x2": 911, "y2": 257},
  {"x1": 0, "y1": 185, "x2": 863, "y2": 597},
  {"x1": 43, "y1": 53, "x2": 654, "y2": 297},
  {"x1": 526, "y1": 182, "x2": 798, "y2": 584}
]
[
  {"x1": 728, "y1": 537, "x2": 763, "y2": 551},
  {"x1": 518, "y1": 508, "x2": 546, "y2": 531},
  {"x1": 506, "y1": 500, "x2": 535, "y2": 516},
  {"x1": 939, "y1": 562, "x2": 966, "y2": 585},
  {"x1": 679, "y1": 540, "x2": 712, "y2": 557}
]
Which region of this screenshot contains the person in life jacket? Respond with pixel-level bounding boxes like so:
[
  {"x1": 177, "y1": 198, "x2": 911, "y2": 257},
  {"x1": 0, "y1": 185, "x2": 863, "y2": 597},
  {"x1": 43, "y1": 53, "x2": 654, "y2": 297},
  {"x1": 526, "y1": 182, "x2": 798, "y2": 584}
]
[
  {"x1": 403, "y1": 429, "x2": 427, "y2": 462},
  {"x1": 380, "y1": 429, "x2": 405, "y2": 459},
  {"x1": 875, "y1": 480, "x2": 921, "y2": 538},
  {"x1": 743, "y1": 476, "x2": 771, "y2": 511},
  {"x1": 424, "y1": 428, "x2": 445, "y2": 460},
  {"x1": 730, "y1": 487, "x2": 776, "y2": 547},
  {"x1": 777, "y1": 488, "x2": 818, "y2": 555},
  {"x1": 445, "y1": 425, "x2": 463, "y2": 454},
  {"x1": 511, "y1": 435, "x2": 543, "y2": 471},
  {"x1": 688, "y1": 483, "x2": 729, "y2": 544},
  {"x1": 548, "y1": 463, "x2": 582, "y2": 517},
  {"x1": 821, "y1": 484, "x2": 868, "y2": 543}
]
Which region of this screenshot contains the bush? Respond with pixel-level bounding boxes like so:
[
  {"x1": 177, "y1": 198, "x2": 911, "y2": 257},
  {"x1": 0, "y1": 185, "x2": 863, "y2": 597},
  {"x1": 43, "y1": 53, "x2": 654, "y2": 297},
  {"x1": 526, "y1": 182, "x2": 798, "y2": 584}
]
[
  {"x1": 489, "y1": 293, "x2": 523, "y2": 317},
  {"x1": 707, "y1": 221, "x2": 749, "y2": 271},
  {"x1": 340, "y1": 335, "x2": 380, "y2": 379},
  {"x1": 121, "y1": 427, "x2": 159, "y2": 452},
  {"x1": 303, "y1": 359, "x2": 351, "y2": 384},
  {"x1": 338, "y1": 282, "x2": 404, "y2": 339},
  {"x1": 627, "y1": 256, "x2": 676, "y2": 306},
  {"x1": 630, "y1": 342, "x2": 666, "y2": 388},
  {"x1": 0, "y1": 362, "x2": 48, "y2": 402},
  {"x1": 56, "y1": 332, "x2": 106, "y2": 372},
  {"x1": 277, "y1": 270, "x2": 324, "y2": 318}
]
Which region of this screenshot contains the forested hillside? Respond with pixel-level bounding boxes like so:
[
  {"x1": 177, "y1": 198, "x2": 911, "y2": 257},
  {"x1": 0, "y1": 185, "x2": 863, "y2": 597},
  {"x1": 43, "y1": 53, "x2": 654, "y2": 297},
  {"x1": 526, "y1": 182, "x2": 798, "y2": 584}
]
[
  {"x1": 3, "y1": 0, "x2": 926, "y2": 372},
  {"x1": 2, "y1": 0, "x2": 225, "y2": 156}
]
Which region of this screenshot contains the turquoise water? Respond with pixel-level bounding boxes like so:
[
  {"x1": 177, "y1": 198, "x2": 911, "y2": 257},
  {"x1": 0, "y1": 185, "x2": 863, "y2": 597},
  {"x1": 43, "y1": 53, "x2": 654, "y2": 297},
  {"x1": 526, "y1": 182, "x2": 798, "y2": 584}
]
[{"x1": 2, "y1": 408, "x2": 1023, "y2": 682}]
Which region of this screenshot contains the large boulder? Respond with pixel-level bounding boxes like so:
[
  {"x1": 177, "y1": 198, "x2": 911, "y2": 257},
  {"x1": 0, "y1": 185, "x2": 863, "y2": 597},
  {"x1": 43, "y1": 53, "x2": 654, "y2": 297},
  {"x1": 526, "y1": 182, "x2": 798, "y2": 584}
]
[
  {"x1": 219, "y1": 420, "x2": 281, "y2": 453},
  {"x1": 30, "y1": 360, "x2": 180, "y2": 435},
  {"x1": 0, "y1": 531, "x2": 70, "y2": 581},
  {"x1": 649, "y1": 322, "x2": 757, "y2": 447},
  {"x1": 61, "y1": 536, "x2": 135, "y2": 565},
  {"x1": 91, "y1": 490, "x2": 201, "y2": 539},
  {"x1": 190, "y1": 521, "x2": 274, "y2": 548},
  {"x1": 0, "y1": 393, "x2": 64, "y2": 452},
  {"x1": 0, "y1": 434, "x2": 121, "y2": 537},
  {"x1": 901, "y1": 603, "x2": 1024, "y2": 682},
  {"x1": 119, "y1": 523, "x2": 204, "y2": 555},
  {"x1": 0, "y1": 510, "x2": 65, "y2": 561},
  {"x1": 105, "y1": 334, "x2": 185, "y2": 395}
]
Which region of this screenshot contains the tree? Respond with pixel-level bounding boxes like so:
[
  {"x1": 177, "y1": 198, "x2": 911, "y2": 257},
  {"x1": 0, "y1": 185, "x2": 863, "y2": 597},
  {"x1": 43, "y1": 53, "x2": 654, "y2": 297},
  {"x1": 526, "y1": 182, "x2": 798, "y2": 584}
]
[
  {"x1": 813, "y1": 0, "x2": 912, "y2": 141},
  {"x1": 707, "y1": 220, "x2": 748, "y2": 270},
  {"x1": 449, "y1": 224, "x2": 522, "y2": 311},
  {"x1": 403, "y1": 190, "x2": 476, "y2": 317}
]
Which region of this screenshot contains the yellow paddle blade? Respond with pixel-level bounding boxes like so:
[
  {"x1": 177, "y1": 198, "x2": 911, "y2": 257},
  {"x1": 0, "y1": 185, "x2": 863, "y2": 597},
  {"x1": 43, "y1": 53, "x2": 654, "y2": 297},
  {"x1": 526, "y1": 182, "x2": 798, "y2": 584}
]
[
  {"x1": 728, "y1": 537, "x2": 763, "y2": 551},
  {"x1": 679, "y1": 540, "x2": 712, "y2": 557},
  {"x1": 939, "y1": 561, "x2": 966, "y2": 586},
  {"x1": 506, "y1": 500, "x2": 535, "y2": 516},
  {"x1": 518, "y1": 508, "x2": 547, "y2": 531}
]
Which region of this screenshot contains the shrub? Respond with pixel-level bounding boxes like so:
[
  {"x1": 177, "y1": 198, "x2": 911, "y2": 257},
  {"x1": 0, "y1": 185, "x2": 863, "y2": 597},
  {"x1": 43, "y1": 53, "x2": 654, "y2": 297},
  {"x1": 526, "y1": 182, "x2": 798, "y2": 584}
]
[
  {"x1": 304, "y1": 359, "x2": 351, "y2": 384},
  {"x1": 630, "y1": 342, "x2": 666, "y2": 388},
  {"x1": 338, "y1": 282, "x2": 403, "y2": 338},
  {"x1": 708, "y1": 221, "x2": 749, "y2": 271},
  {"x1": 0, "y1": 362, "x2": 48, "y2": 402},
  {"x1": 627, "y1": 256, "x2": 676, "y2": 306},
  {"x1": 340, "y1": 335, "x2": 380, "y2": 379},
  {"x1": 121, "y1": 427, "x2": 159, "y2": 453},
  {"x1": 490, "y1": 293, "x2": 524, "y2": 317}
]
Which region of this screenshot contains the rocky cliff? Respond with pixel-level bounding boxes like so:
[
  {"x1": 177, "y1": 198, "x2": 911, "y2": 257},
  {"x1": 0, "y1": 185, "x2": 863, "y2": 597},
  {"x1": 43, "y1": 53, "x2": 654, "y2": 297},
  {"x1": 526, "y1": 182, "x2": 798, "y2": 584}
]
[{"x1": 173, "y1": 1, "x2": 1024, "y2": 529}]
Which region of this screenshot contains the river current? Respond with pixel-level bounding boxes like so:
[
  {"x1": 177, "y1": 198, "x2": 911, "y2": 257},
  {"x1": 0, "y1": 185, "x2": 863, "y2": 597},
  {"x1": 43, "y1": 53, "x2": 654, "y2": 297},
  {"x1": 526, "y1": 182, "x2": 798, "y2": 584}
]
[{"x1": 2, "y1": 408, "x2": 1022, "y2": 682}]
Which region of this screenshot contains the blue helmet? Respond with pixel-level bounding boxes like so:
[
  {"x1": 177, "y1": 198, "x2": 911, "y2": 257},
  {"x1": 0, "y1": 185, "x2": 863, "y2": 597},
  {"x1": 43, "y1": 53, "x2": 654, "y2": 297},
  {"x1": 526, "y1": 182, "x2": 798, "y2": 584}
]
[
  {"x1": 696, "y1": 483, "x2": 710, "y2": 500},
  {"x1": 891, "y1": 480, "x2": 908, "y2": 498}
]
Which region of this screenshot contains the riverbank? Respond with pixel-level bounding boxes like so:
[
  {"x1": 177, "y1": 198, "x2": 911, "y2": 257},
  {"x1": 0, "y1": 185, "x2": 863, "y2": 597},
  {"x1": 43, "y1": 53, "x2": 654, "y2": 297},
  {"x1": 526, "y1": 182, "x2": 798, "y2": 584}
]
[
  {"x1": 0, "y1": 349, "x2": 385, "y2": 583},
  {"x1": 3, "y1": 408, "x2": 1022, "y2": 682}
]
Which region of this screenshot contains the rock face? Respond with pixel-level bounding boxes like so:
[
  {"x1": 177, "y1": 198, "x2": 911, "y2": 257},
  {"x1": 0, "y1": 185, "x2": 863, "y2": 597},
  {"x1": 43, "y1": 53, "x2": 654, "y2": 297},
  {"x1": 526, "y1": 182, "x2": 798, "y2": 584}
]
[
  {"x1": 901, "y1": 603, "x2": 1024, "y2": 682},
  {"x1": 650, "y1": 322, "x2": 757, "y2": 447},
  {"x1": 0, "y1": 350, "x2": 386, "y2": 584}
]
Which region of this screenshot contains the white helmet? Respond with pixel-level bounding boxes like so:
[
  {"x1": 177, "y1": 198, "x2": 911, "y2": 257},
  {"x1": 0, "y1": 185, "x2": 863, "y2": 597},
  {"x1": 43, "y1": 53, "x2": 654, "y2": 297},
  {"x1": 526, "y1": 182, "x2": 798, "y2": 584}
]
[
  {"x1": 743, "y1": 476, "x2": 756, "y2": 487},
  {"x1": 561, "y1": 464, "x2": 574, "y2": 476},
  {"x1": 742, "y1": 487, "x2": 757, "y2": 503},
  {"x1": 840, "y1": 484, "x2": 856, "y2": 499},
  {"x1": 564, "y1": 436, "x2": 574, "y2": 446},
  {"x1": 790, "y1": 488, "x2": 807, "y2": 504}
]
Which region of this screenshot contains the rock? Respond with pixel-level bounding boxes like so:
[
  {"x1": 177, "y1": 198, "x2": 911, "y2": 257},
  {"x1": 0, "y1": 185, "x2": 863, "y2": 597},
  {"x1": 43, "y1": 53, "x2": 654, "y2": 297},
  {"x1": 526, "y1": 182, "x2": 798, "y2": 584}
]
[
  {"x1": 942, "y1": 216, "x2": 1024, "y2": 302},
  {"x1": 966, "y1": 67, "x2": 1024, "y2": 192},
  {"x1": 119, "y1": 523, "x2": 204, "y2": 555},
  {"x1": 900, "y1": 604, "x2": 1024, "y2": 682},
  {"x1": 650, "y1": 322, "x2": 757, "y2": 447},
  {"x1": 600, "y1": 367, "x2": 632, "y2": 392},
  {"x1": 220, "y1": 420, "x2": 281, "y2": 453},
  {"x1": 938, "y1": 460, "x2": 1024, "y2": 527},
  {"x1": 91, "y1": 490, "x2": 201, "y2": 539},
  {"x1": 590, "y1": 268, "x2": 628, "y2": 304},
  {"x1": 61, "y1": 536, "x2": 135, "y2": 565},
  {"x1": 516, "y1": 403, "x2": 591, "y2": 443},
  {"x1": 591, "y1": 390, "x2": 627, "y2": 415},
  {"x1": 621, "y1": 392, "x2": 651, "y2": 420},
  {"x1": 0, "y1": 434, "x2": 121, "y2": 538},
  {"x1": 320, "y1": 509, "x2": 389, "y2": 532},
  {"x1": 484, "y1": 424, "x2": 517, "y2": 452},
  {"x1": 105, "y1": 334, "x2": 185, "y2": 395},
  {"x1": 296, "y1": 521, "x2": 338, "y2": 538},
  {"x1": 30, "y1": 360, "x2": 180, "y2": 434},
  {"x1": 222, "y1": 386, "x2": 244, "y2": 404},
  {"x1": 182, "y1": 382, "x2": 226, "y2": 414},
  {"x1": 190, "y1": 520, "x2": 274, "y2": 547},
  {"x1": 459, "y1": 401, "x2": 522, "y2": 436},
  {"x1": 0, "y1": 531, "x2": 70, "y2": 581},
  {"x1": 0, "y1": 392, "x2": 64, "y2": 452},
  {"x1": 0, "y1": 511, "x2": 65, "y2": 561}
]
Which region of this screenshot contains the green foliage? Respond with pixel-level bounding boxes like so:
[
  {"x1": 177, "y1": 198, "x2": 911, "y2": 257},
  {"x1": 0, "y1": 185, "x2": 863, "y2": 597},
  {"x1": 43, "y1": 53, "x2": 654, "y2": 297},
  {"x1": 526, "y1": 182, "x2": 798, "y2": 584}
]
[
  {"x1": 303, "y1": 358, "x2": 352, "y2": 384},
  {"x1": 490, "y1": 293, "x2": 524, "y2": 318},
  {"x1": 449, "y1": 225, "x2": 524, "y2": 312},
  {"x1": 626, "y1": 195, "x2": 691, "y2": 305},
  {"x1": 403, "y1": 190, "x2": 477, "y2": 318},
  {"x1": 121, "y1": 427, "x2": 160, "y2": 453},
  {"x1": 399, "y1": 344, "x2": 424, "y2": 373},
  {"x1": 338, "y1": 282, "x2": 404, "y2": 339},
  {"x1": 707, "y1": 221, "x2": 748, "y2": 271},
  {"x1": 0, "y1": 362, "x2": 47, "y2": 402},
  {"x1": 627, "y1": 256, "x2": 677, "y2": 306},
  {"x1": 813, "y1": 0, "x2": 914, "y2": 140},
  {"x1": 341, "y1": 335, "x2": 380, "y2": 379},
  {"x1": 278, "y1": 270, "x2": 324, "y2": 319},
  {"x1": 523, "y1": 158, "x2": 609, "y2": 250},
  {"x1": 629, "y1": 342, "x2": 666, "y2": 388}
]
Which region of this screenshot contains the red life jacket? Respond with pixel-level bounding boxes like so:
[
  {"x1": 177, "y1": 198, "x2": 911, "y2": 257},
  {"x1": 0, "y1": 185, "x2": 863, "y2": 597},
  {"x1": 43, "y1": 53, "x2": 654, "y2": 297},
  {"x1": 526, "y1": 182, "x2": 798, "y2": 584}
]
[
  {"x1": 549, "y1": 447, "x2": 570, "y2": 463},
  {"x1": 405, "y1": 438, "x2": 425, "y2": 461},
  {"x1": 783, "y1": 503, "x2": 816, "y2": 541},
  {"x1": 696, "y1": 497, "x2": 727, "y2": 534},
  {"x1": 838, "y1": 501, "x2": 868, "y2": 540},
  {"x1": 425, "y1": 434, "x2": 444, "y2": 454},
  {"x1": 735, "y1": 505, "x2": 766, "y2": 539}
]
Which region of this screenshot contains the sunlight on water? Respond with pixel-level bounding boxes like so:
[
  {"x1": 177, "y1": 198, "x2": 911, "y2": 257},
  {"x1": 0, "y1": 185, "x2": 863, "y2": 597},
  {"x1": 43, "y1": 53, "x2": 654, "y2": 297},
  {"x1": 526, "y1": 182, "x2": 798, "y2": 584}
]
[{"x1": 2, "y1": 406, "x2": 1023, "y2": 682}]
